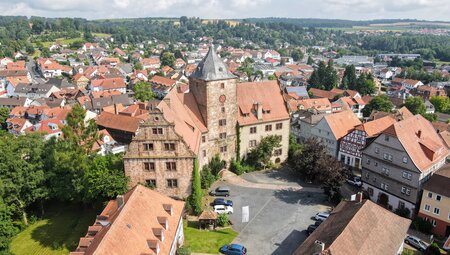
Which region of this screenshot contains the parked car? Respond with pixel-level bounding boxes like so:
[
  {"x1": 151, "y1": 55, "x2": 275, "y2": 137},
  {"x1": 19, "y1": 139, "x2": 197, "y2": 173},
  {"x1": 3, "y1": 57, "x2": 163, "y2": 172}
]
[
  {"x1": 346, "y1": 176, "x2": 362, "y2": 187},
  {"x1": 212, "y1": 198, "x2": 233, "y2": 207},
  {"x1": 209, "y1": 186, "x2": 230, "y2": 197},
  {"x1": 314, "y1": 220, "x2": 322, "y2": 226},
  {"x1": 307, "y1": 224, "x2": 318, "y2": 235},
  {"x1": 405, "y1": 235, "x2": 427, "y2": 251},
  {"x1": 219, "y1": 244, "x2": 247, "y2": 255},
  {"x1": 315, "y1": 212, "x2": 330, "y2": 221},
  {"x1": 214, "y1": 205, "x2": 233, "y2": 214}
]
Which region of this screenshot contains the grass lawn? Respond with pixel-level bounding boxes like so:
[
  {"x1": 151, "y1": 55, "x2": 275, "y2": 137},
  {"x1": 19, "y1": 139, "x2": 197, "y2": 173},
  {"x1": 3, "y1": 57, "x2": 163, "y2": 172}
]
[
  {"x1": 41, "y1": 38, "x2": 84, "y2": 48},
  {"x1": 10, "y1": 203, "x2": 97, "y2": 255},
  {"x1": 183, "y1": 220, "x2": 238, "y2": 253}
]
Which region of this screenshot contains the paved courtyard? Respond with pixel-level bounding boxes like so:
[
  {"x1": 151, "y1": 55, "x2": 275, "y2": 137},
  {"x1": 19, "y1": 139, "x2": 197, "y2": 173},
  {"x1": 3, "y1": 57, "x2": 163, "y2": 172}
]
[{"x1": 212, "y1": 170, "x2": 332, "y2": 255}]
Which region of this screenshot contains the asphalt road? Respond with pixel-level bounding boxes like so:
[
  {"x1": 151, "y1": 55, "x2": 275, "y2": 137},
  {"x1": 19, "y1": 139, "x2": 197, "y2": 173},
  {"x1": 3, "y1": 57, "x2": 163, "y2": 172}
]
[{"x1": 212, "y1": 170, "x2": 331, "y2": 255}]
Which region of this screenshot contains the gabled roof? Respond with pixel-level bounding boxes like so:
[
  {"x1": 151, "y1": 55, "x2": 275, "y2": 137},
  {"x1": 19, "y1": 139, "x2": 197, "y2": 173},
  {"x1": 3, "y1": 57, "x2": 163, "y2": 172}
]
[
  {"x1": 96, "y1": 112, "x2": 142, "y2": 133},
  {"x1": 190, "y1": 45, "x2": 236, "y2": 81},
  {"x1": 293, "y1": 200, "x2": 411, "y2": 255},
  {"x1": 91, "y1": 78, "x2": 126, "y2": 89},
  {"x1": 323, "y1": 110, "x2": 361, "y2": 140},
  {"x1": 70, "y1": 185, "x2": 184, "y2": 255},
  {"x1": 237, "y1": 80, "x2": 290, "y2": 126},
  {"x1": 309, "y1": 88, "x2": 337, "y2": 100},
  {"x1": 157, "y1": 89, "x2": 206, "y2": 153},
  {"x1": 381, "y1": 115, "x2": 449, "y2": 171},
  {"x1": 150, "y1": 76, "x2": 177, "y2": 88},
  {"x1": 354, "y1": 116, "x2": 396, "y2": 137}
]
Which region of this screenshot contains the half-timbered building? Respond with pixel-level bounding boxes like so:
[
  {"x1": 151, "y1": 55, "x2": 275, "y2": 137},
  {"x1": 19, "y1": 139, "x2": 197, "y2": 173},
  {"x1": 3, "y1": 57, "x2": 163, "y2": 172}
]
[{"x1": 338, "y1": 116, "x2": 396, "y2": 170}]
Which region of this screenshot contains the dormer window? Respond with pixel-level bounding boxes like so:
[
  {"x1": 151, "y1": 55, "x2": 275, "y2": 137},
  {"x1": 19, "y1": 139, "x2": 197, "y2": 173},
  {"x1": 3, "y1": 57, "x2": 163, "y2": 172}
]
[
  {"x1": 153, "y1": 228, "x2": 165, "y2": 242},
  {"x1": 157, "y1": 216, "x2": 169, "y2": 230},
  {"x1": 163, "y1": 204, "x2": 173, "y2": 216}
]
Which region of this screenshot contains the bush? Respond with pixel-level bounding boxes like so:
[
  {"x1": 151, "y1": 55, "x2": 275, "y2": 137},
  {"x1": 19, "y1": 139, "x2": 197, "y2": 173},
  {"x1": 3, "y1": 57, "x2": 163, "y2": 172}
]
[
  {"x1": 189, "y1": 159, "x2": 203, "y2": 216},
  {"x1": 230, "y1": 160, "x2": 255, "y2": 175},
  {"x1": 412, "y1": 217, "x2": 434, "y2": 234},
  {"x1": 395, "y1": 207, "x2": 411, "y2": 218},
  {"x1": 217, "y1": 213, "x2": 229, "y2": 227},
  {"x1": 177, "y1": 246, "x2": 192, "y2": 255},
  {"x1": 200, "y1": 166, "x2": 216, "y2": 189},
  {"x1": 424, "y1": 243, "x2": 440, "y2": 255}
]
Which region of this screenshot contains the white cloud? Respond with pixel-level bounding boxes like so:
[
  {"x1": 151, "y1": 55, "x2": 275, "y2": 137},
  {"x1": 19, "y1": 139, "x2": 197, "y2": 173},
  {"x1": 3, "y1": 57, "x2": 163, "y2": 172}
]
[{"x1": 0, "y1": 0, "x2": 448, "y2": 21}]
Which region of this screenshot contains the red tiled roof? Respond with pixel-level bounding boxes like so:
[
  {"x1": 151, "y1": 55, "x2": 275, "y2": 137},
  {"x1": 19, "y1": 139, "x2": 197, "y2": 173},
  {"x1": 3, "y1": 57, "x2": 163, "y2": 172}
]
[
  {"x1": 91, "y1": 78, "x2": 126, "y2": 89},
  {"x1": 382, "y1": 115, "x2": 449, "y2": 171},
  {"x1": 96, "y1": 112, "x2": 142, "y2": 133},
  {"x1": 355, "y1": 116, "x2": 396, "y2": 137},
  {"x1": 237, "y1": 80, "x2": 290, "y2": 126},
  {"x1": 150, "y1": 76, "x2": 177, "y2": 88},
  {"x1": 70, "y1": 185, "x2": 184, "y2": 255},
  {"x1": 324, "y1": 110, "x2": 361, "y2": 140}
]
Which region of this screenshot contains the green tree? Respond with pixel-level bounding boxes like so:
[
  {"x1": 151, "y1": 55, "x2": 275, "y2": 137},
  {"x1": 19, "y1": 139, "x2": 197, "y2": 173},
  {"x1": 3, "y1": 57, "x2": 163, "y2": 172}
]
[
  {"x1": 291, "y1": 49, "x2": 304, "y2": 62},
  {"x1": 324, "y1": 59, "x2": 338, "y2": 90},
  {"x1": 0, "y1": 193, "x2": 17, "y2": 253},
  {"x1": 83, "y1": 154, "x2": 129, "y2": 203},
  {"x1": 362, "y1": 95, "x2": 394, "y2": 117},
  {"x1": 356, "y1": 73, "x2": 376, "y2": 96},
  {"x1": 133, "y1": 81, "x2": 156, "y2": 101},
  {"x1": 268, "y1": 74, "x2": 277, "y2": 80},
  {"x1": 307, "y1": 56, "x2": 314, "y2": 65},
  {"x1": 62, "y1": 104, "x2": 101, "y2": 154},
  {"x1": 134, "y1": 62, "x2": 143, "y2": 71},
  {"x1": 245, "y1": 135, "x2": 281, "y2": 168},
  {"x1": 208, "y1": 154, "x2": 226, "y2": 177},
  {"x1": 425, "y1": 243, "x2": 441, "y2": 255},
  {"x1": 0, "y1": 132, "x2": 48, "y2": 225},
  {"x1": 161, "y1": 51, "x2": 176, "y2": 68},
  {"x1": 0, "y1": 108, "x2": 9, "y2": 130},
  {"x1": 404, "y1": 96, "x2": 426, "y2": 115},
  {"x1": 217, "y1": 213, "x2": 229, "y2": 227},
  {"x1": 190, "y1": 159, "x2": 202, "y2": 215},
  {"x1": 430, "y1": 96, "x2": 450, "y2": 113},
  {"x1": 341, "y1": 65, "x2": 357, "y2": 90},
  {"x1": 200, "y1": 166, "x2": 215, "y2": 190}
]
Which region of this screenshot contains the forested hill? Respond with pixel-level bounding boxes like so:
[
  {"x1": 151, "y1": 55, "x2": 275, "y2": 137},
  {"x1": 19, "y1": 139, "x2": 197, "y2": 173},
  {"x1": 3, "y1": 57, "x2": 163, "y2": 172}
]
[
  {"x1": 0, "y1": 16, "x2": 450, "y2": 61},
  {"x1": 245, "y1": 18, "x2": 450, "y2": 28}
]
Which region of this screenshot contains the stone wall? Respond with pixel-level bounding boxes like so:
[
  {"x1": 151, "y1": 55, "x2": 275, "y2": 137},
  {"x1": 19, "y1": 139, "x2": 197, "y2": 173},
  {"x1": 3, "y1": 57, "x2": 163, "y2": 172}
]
[{"x1": 124, "y1": 110, "x2": 196, "y2": 198}]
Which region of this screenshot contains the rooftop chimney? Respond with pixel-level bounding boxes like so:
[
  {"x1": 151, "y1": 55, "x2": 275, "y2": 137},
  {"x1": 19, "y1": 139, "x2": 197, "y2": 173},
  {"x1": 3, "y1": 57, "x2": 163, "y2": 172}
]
[
  {"x1": 116, "y1": 195, "x2": 124, "y2": 208},
  {"x1": 314, "y1": 240, "x2": 325, "y2": 254},
  {"x1": 255, "y1": 102, "x2": 263, "y2": 120}
]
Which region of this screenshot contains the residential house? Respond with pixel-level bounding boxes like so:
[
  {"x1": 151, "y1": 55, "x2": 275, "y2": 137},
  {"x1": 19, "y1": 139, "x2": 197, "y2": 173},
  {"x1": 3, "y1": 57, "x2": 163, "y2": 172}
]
[
  {"x1": 150, "y1": 76, "x2": 177, "y2": 99},
  {"x1": 417, "y1": 166, "x2": 450, "y2": 237},
  {"x1": 293, "y1": 198, "x2": 411, "y2": 255},
  {"x1": 0, "y1": 69, "x2": 31, "y2": 96},
  {"x1": 334, "y1": 96, "x2": 366, "y2": 118},
  {"x1": 96, "y1": 111, "x2": 142, "y2": 144},
  {"x1": 72, "y1": 73, "x2": 90, "y2": 89},
  {"x1": 0, "y1": 97, "x2": 31, "y2": 110},
  {"x1": 141, "y1": 57, "x2": 161, "y2": 69},
  {"x1": 309, "y1": 110, "x2": 362, "y2": 157},
  {"x1": 425, "y1": 100, "x2": 435, "y2": 114},
  {"x1": 362, "y1": 115, "x2": 448, "y2": 213},
  {"x1": 392, "y1": 78, "x2": 424, "y2": 90},
  {"x1": 338, "y1": 116, "x2": 396, "y2": 170},
  {"x1": 90, "y1": 78, "x2": 127, "y2": 94},
  {"x1": 263, "y1": 50, "x2": 281, "y2": 60},
  {"x1": 70, "y1": 185, "x2": 185, "y2": 255},
  {"x1": 124, "y1": 109, "x2": 196, "y2": 198},
  {"x1": 237, "y1": 80, "x2": 290, "y2": 163},
  {"x1": 292, "y1": 111, "x2": 328, "y2": 143},
  {"x1": 14, "y1": 83, "x2": 60, "y2": 99},
  {"x1": 36, "y1": 58, "x2": 69, "y2": 78},
  {"x1": 413, "y1": 85, "x2": 447, "y2": 100},
  {"x1": 6, "y1": 118, "x2": 32, "y2": 136},
  {"x1": 296, "y1": 98, "x2": 332, "y2": 114}
]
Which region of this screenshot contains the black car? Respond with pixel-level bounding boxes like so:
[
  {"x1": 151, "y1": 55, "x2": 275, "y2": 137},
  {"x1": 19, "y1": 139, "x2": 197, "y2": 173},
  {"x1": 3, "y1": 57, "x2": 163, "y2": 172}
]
[
  {"x1": 209, "y1": 186, "x2": 230, "y2": 197},
  {"x1": 212, "y1": 198, "x2": 233, "y2": 207},
  {"x1": 307, "y1": 224, "x2": 318, "y2": 235}
]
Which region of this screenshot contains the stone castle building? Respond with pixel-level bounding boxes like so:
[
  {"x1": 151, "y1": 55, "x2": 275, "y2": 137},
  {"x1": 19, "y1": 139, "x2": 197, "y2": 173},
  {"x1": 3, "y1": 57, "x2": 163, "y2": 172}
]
[{"x1": 124, "y1": 46, "x2": 290, "y2": 198}]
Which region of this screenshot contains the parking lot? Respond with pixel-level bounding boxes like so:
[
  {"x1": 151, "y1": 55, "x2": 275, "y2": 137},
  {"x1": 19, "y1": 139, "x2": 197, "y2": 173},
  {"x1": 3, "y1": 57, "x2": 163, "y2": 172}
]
[{"x1": 211, "y1": 170, "x2": 332, "y2": 255}]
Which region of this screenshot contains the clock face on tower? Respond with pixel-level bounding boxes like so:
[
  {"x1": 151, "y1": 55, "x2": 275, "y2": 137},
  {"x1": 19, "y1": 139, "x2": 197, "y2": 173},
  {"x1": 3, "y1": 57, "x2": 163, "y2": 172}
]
[{"x1": 219, "y1": 95, "x2": 226, "y2": 103}]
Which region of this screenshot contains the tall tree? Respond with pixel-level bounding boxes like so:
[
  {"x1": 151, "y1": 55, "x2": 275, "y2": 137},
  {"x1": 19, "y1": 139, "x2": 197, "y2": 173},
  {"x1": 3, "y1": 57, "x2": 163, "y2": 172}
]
[
  {"x1": 404, "y1": 96, "x2": 426, "y2": 115},
  {"x1": 324, "y1": 59, "x2": 338, "y2": 90},
  {"x1": 83, "y1": 154, "x2": 129, "y2": 203},
  {"x1": 133, "y1": 81, "x2": 156, "y2": 102},
  {"x1": 190, "y1": 159, "x2": 202, "y2": 215},
  {"x1": 307, "y1": 56, "x2": 314, "y2": 65},
  {"x1": 0, "y1": 107, "x2": 9, "y2": 130},
  {"x1": 341, "y1": 65, "x2": 357, "y2": 90},
  {"x1": 0, "y1": 132, "x2": 48, "y2": 225},
  {"x1": 160, "y1": 51, "x2": 176, "y2": 68},
  {"x1": 430, "y1": 96, "x2": 450, "y2": 113},
  {"x1": 291, "y1": 49, "x2": 304, "y2": 62},
  {"x1": 245, "y1": 135, "x2": 281, "y2": 168},
  {"x1": 362, "y1": 95, "x2": 394, "y2": 117},
  {"x1": 0, "y1": 196, "x2": 17, "y2": 253}
]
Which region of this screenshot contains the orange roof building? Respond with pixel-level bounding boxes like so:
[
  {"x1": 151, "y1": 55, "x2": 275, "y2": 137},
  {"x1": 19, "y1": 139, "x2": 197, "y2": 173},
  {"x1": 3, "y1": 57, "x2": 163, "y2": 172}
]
[
  {"x1": 362, "y1": 114, "x2": 449, "y2": 213},
  {"x1": 70, "y1": 185, "x2": 185, "y2": 255}
]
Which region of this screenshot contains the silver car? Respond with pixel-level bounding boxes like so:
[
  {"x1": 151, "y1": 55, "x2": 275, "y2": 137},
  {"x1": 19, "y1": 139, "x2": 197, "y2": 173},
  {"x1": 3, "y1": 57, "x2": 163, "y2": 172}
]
[{"x1": 405, "y1": 235, "x2": 427, "y2": 251}]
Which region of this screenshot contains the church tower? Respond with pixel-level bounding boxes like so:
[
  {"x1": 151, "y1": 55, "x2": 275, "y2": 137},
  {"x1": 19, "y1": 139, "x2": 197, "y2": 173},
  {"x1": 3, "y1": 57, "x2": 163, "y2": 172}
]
[{"x1": 189, "y1": 45, "x2": 238, "y2": 164}]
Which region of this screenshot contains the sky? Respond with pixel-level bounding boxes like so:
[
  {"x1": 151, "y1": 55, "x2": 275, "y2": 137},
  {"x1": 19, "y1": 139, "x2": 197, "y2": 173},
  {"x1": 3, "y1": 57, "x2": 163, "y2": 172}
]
[{"x1": 0, "y1": 0, "x2": 449, "y2": 21}]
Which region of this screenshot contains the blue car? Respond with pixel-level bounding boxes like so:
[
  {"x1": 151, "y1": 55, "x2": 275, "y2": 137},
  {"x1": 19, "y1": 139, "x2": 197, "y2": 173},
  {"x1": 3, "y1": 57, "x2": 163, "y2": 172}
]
[
  {"x1": 212, "y1": 198, "x2": 233, "y2": 207},
  {"x1": 219, "y1": 244, "x2": 247, "y2": 255}
]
